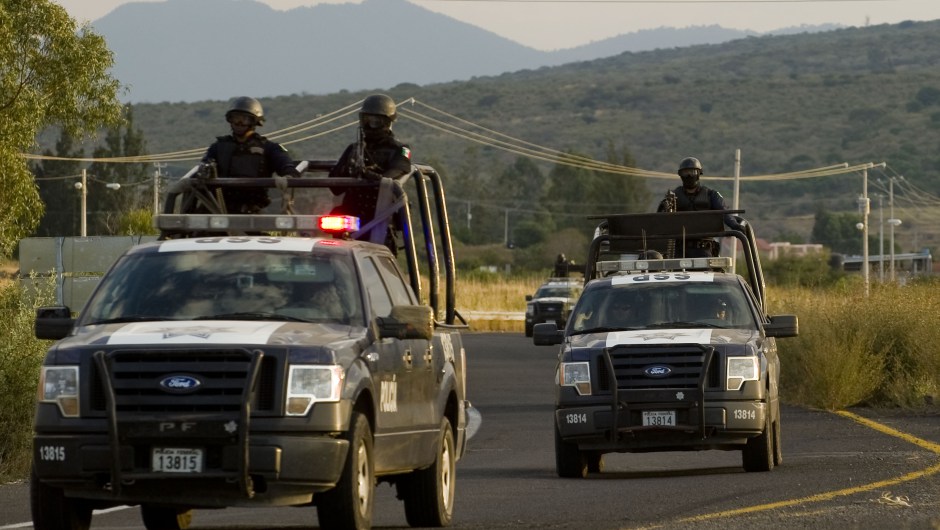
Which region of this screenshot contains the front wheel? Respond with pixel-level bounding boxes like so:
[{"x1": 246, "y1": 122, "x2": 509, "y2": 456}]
[
  {"x1": 30, "y1": 466, "x2": 93, "y2": 530},
  {"x1": 554, "y1": 420, "x2": 588, "y2": 478},
  {"x1": 742, "y1": 413, "x2": 774, "y2": 472},
  {"x1": 140, "y1": 504, "x2": 193, "y2": 530},
  {"x1": 317, "y1": 412, "x2": 374, "y2": 530},
  {"x1": 400, "y1": 418, "x2": 456, "y2": 527}
]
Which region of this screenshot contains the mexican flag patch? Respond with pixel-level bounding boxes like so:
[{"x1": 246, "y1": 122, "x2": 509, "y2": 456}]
[{"x1": 401, "y1": 147, "x2": 412, "y2": 159}]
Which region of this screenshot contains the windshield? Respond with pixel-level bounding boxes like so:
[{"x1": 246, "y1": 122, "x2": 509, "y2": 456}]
[
  {"x1": 535, "y1": 286, "x2": 580, "y2": 299},
  {"x1": 80, "y1": 249, "x2": 364, "y2": 326},
  {"x1": 568, "y1": 278, "x2": 757, "y2": 334}
]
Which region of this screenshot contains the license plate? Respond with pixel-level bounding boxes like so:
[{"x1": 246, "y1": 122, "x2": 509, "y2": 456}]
[
  {"x1": 642, "y1": 411, "x2": 676, "y2": 426},
  {"x1": 152, "y1": 447, "x2": 203, "y2": 473}
]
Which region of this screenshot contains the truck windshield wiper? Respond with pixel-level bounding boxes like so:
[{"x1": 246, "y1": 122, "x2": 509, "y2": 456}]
[
  {"x1": 645, "y1": 321, "x2": 723, "y2": 329},
  {"x1": 195, "y1": 312, "x2": 312, "y2": 323},
  {"x1": 86, "y1": 316, "x2": 180, "y2": 325},
  {"x1": 569, "y1": 326, "x2": 638, "y2": 336}
]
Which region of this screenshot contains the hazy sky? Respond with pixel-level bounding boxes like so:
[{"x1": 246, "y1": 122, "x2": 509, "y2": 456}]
[{"x1": 56, "y1": 0, "x2": 940, "y2": 51}]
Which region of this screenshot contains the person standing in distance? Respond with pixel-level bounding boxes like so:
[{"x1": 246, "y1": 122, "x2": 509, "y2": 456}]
[
  {"x1": 658, "y1": 157, "x2": 743, "y2": 256},
  {"x1": 658, "y1": 157, "x2": 729, "y2": 213},
  {"x1": 202, "y1": 96, "x2": 300, "y2": 214},
  {"x1": 329, "y1": 94, "x2": 412, "y2": 222}
]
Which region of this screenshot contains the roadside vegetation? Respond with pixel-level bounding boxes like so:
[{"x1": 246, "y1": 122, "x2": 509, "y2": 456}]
[{"x1": 0, "y1": 271, "x2": 55, "y2": 482}]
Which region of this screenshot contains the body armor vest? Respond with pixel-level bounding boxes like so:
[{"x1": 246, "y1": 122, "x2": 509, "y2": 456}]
[
  {"x1": 215, "y1": 135, "x2": 269, "y2": 178},
  {"x1": 673, "y1": 186, "x2": 713, "y2": 211}
]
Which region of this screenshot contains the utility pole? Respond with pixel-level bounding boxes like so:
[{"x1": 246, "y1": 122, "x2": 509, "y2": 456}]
[
  {"x1": 878, "y1": 194, "x2": 884, "y2": 282},
  {"x1": 153, "y1": 162, "x2": 167, "y2": 215},
  {"x1": 887, "y1": 177, "x2": 902, "y2": 283},
  {"x1": 79, "y1": 169, "x2": 87, "y2": 237},
  {"x1": 858, "y1": 166, "x2": 870, "y2": 297}
]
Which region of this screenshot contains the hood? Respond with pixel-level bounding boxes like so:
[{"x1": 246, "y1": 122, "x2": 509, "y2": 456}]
[
  {"x1": 62, "y1": 320, "x2": 363, "y2": 348},
  {"x1": 531, "y1": 296, "x2": 574, "y2": 304},
  {"x1": 568, "y1": 328, "x2": 760, "y2": 349}
]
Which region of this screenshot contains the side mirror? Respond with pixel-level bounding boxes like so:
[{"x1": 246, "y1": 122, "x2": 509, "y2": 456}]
[
  {"x1": 525, "y1": 295, "x2": 533, "y2": 301},
  {"x1": 374, "y1": 305, "x2": 434, "y2": 341},
  {"x1": 533, "y1": 322, "x2": 564, "y2": 346},
  {"x1": 765, "y1": 314, "x2": 798, "y2": 338},
  {"x1": 35, "y1": 306, "x2": 74, "y2": 340}
]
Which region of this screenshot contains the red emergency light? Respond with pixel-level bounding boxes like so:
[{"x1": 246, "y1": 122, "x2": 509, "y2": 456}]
[{"x1": 318, "y1": 215, "x2": 360, "y2": 233}]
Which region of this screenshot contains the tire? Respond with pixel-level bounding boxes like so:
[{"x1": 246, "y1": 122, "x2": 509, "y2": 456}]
[
  {"x1": 140, "y1": 505, "x2": 193, "y2": 530},
  {"x1": 554, "y1": 420, "x2": 588, "y2": 478},
  {"x1": 30, "y1": 466, "x2": 93, "y2": 530},
  {"x1": 400, "y1": 418, "x2": 456, "y2": 527},
  {"x1": 317, "y1": 412, "x2": 374, "y2": 530},
  {"x1": 587, "y1": 452, "x2": 604, "y2": 474},
  {"x1": 524, "y1": 323, "x2": 533, "y2": 338},
  {"x1": 742, "y1": 412, "x2": 774, "y2": 472}
]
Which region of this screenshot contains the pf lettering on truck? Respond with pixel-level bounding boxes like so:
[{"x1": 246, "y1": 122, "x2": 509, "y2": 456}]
[{"x1": 30, "y1": 162, "x2": 470, "y2": 530}]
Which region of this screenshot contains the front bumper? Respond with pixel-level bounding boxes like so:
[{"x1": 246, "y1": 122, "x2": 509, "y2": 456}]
[
  {"x1": 33, "y1": 430, "x2": 348, "y2": 507},
  {"x1": 555, "y1": 400, "x2": 767, "y2": 452}
]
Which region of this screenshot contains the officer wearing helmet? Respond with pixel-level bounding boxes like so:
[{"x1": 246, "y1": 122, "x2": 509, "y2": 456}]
[
  {"x1": 658, "y1": 157, "x2": 728, "y2": 212},
  {"x1": 329, "y1": 94, "x2": 413, "y2": 250},
  {"x1": 658, "y1": 157, "x2": 742, "y2": 256},
  {"x1": 202, "y1": 96, "x2": 300, "y2": 213}
]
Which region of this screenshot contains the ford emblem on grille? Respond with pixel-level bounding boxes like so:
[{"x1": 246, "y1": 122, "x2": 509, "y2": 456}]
[
  {"x1": 644, "y1": 365, "x2": 672, "y2": 378},
  {"x1": 159, "y1": 375, "x2": 202, "y2": 394}
]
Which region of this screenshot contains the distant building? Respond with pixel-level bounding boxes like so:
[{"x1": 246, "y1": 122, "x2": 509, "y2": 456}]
[{"x1": 766, "y1": 242, "x2": 825, "y2": 261}]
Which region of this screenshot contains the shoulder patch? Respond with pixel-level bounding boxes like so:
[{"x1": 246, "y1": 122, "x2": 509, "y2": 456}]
[{"x1": 401, "y1": 146, "x2": 411, "y2": 159}]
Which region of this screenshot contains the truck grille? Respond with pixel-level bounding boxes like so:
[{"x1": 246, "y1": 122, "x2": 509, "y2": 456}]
[
  {"x1": 535, "y1": 301, "x2": 564, "y2": 317},
  {"x1": 596, "y1": 344, "x2": 718, "y2": 391},
  {"x1": 88, "y1": 348, "x2": 280, "y2": 415}
]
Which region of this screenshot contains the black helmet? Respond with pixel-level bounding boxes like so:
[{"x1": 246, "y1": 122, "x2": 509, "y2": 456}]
[
  {"x1": 678, "y1": 157, "x2": 702, "y2": 174},
  {"x1": 360, "y1": 94, "x2": 397, "y2": 121},
  {"x1": 226, "y1": 96, "x2": 264, "y2": 126},
  {"x1": 678, "y1": 157, "x2": 702, "y2": 188}
]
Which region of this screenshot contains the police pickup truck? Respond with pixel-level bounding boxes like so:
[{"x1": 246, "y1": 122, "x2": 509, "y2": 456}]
[
  {"x1": 30, "y1": 164, "x2": 469, "y2": 530},
  {"x1": 534, "y1": 211, "x2": 798, "y2": 477}
]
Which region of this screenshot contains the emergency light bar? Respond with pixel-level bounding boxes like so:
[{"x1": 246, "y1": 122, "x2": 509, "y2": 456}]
[
  {"x1": 596, "y1": 256, "x2": 733, "y2": 274},
  {"x1": 155, "y1": 214, "x2": 360, "y2": 234}
]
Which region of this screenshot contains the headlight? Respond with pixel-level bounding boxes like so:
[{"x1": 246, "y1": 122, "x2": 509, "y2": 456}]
[
  {"x1": 39, "y1": 366, "x2": 80, "y2": 418},
  {"x1": 286, "y1": 365, "x2": 344, "y2": 416},
  {"x1": 525, "y1": 303, "x2": 534, "y2": 316},
  {"x1": 726, "y1": 357, "x2": 759, "y2": 391},
  {"x1": 559, "y1": 362, "x2": 591, "y2": 396}
]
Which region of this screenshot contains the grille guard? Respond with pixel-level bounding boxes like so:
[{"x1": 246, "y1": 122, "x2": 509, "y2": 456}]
[{"x1": 601, "y1": 344, "x2": 715, "y2": 441}]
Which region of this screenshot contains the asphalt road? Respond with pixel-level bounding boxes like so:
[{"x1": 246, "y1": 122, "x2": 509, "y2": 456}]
[{"x1": 2, "y1": 332, "x2": 939, "y2": 529}]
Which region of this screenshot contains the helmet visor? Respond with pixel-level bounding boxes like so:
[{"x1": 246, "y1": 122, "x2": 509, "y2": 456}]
[
  {"x1": 227, "y1": 112, "x2": 256, "y2": 127},
  {"x1": 360, "y1": 114, "x2": 390, "y2": 130}
]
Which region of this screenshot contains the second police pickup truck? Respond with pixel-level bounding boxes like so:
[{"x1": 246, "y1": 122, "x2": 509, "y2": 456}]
[
  {"x1": 534, "y1": 211, "x2": 798, "y2": 478},
  {"x1": 30, "y1": 163, "x2": 470, "y2": 530}
]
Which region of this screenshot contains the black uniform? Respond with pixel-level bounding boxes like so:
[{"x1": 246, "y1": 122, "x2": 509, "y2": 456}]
[
  {"x1": 203, "y1": 134, "x2": 298, "y2": 213},
  {"x1": 329, "y1": 133, "x2": 412, "y2": 222},
  {"x1": 658, "y1": 184, "x2": 727, "y2": 212},
  {"x1": 658, "y1": 185, "x2": 742, "y2": 257}
]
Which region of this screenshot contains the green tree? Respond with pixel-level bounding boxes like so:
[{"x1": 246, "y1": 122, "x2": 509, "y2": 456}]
[
  {"x1": 811, "y1": 208, "x2": 863, "y2": 255},
  {"x1": 0, "y1": 0, "x2": 124, "y2": 256}
]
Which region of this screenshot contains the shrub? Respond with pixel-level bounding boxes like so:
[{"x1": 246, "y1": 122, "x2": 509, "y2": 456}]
[
  {"x1": 0, "y1": 274, "x2": 56, "y2": 481},
  {"x1": 775, "y1": 282, "x2": 940, "y2": 410}
]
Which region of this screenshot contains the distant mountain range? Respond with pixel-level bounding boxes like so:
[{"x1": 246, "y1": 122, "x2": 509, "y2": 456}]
[{"x1": 92, "y1": 0, "x2": 840, "y2": 103}]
